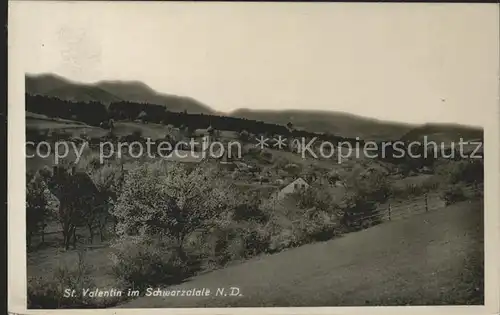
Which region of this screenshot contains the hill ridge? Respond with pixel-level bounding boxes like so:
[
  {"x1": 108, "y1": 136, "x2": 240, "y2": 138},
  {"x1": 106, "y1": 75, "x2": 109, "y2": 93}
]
[{"x1": 25, "y1": 73, "x2": 484, "y2": 141}]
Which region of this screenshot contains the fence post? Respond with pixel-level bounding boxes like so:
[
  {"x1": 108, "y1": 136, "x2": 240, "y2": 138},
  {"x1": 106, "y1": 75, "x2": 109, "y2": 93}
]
[
  {"x1": 425, "y1": 193, "x2": 428, "y2": 212},
  {"x1": 388, "y1": 204, "x2": 391, "y2": 221}
]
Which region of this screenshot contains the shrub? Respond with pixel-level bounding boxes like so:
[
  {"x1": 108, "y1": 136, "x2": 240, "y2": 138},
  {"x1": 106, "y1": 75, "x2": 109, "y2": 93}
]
[
  {"x1": 340, "y1": 194, "x2": 381, "y2": 231},
  {"x1": 78, "y1": 152, "x2": 103, "y2": 171},
  {"x1": 28, "y1": 276, "x2": 65, "y2": 309},
  {"x1": 238, "y1": 130, "x2": 250, "y2": 142},
  {"x1": 80, "y1": 131, "x2": 90, "y2": 142},
  {"x1": 300, "y1": 208, "x2": 341, "y2": 242},
  {"x1": 294, "y1": 184, "x2": 337, "y2": 212},
  {"x1": 240, "y1": 222, "x2": 271, "y2": 256},
  {"x1": 131, "y1": 129, "x2": 143, "y2": 140},
  {"x1": 202, "y1": 226, "x2": 246, "y2": 267},
  {"x1": 391, "y1": 183, "x2": 425, "y2": 199},
  {"x1": 256, "y1": 189, "x2": 343, "y2": 252},
  {"x1": 283, "y1": 163, "x2": 301, "y2": 176},
  {"x1": 259, "y1": 151, "x2": 273, "y2": 164},
  {"x1": 339, "y1": 167, "x2": 389, "y2": 230},
  {"x1": 232, "y1": 191, "x2": 268, "y2": 223},
  {"x1": 27, "y1": 250, "x2": 101, "y2": 308},
  {"x1": 435, "y1": 159, "x2": 484, "y2": 186},
  {"x1": 188, "y1": 219, "x2": 271, "y2": 270},
  {"x1": 265, "y1": 220, "x2": 305, "y2": 252},
  {"x1": 421, "y1": 175, "x2": 441, "y2": 191},
  {"x1": 100, "y1": 130, "x2": 118, "y2": 143},
  {"x1": 109, "y1": 235, "x2": 188, "y2": 291},
  {"x1": 442, "y1": 184, "x2": 467, "y2": 205}
]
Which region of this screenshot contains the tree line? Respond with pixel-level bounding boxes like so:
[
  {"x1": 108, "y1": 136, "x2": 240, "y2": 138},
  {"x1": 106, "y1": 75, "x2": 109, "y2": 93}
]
[{"x1": 25, "y1": 94, "x2": 365, "y2": 146}]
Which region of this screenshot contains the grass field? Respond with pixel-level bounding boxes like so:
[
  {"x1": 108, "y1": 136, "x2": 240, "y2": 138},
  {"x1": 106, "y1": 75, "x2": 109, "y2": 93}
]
[
  {"x1": 111, "y1": 121, "x2": 177, "y2": 140},
  {"x1": 26, "y1": 112, "x2": 88, "y2": 126},
  {"x1": 116, "y1": 200, "x2": 483, "y2": 307}
]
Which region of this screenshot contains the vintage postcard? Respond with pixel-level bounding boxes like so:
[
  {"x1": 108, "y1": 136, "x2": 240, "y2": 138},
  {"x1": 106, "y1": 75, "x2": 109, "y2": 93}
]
[{"x1": 7, "y1": 1, "x2": 500, "y2": 315}]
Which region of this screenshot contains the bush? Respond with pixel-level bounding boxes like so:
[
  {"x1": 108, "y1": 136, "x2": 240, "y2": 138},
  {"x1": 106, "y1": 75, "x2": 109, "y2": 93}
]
[
  {"x1": 99, "y1": 131, "x2": 118, "y2": 144},
  {"x1": 238, "y1": 130, "x2": 250, "y2": 141},
  {"x1": 300, "y1": 208, "x2": 341, "y2": 242},
  {"x1": 232, "y1": 191, "x2": 268, "y2": 223},
  {"x1": 283, "y1": 163, "x2": 301, "y2": 176},
  {"x1": 109, "y1": 236, "x2": 188, "y2": 291},
  {"x1": 266, "y1": 220, "x2": 305, "y2": 252},
  {"x1": 435, "y1": 159, "x2": 484, "y2": 186},
  {"x1": 421, "y1": 175, "x2": 441, "y2": 191},
  {"x1": 28, "y1": 276, "x2": 65, "y2": 309},
  {"x1": 78, "y1": 152, "x2": 103, "y2": 171},
  {"x1": 340, "y1": 195, "x2": 381, "y2": 232},
  {"x1": 390, "y1": 183, "x2": 427, "y2": 199},
  {"x1": 240, "y1": 222, "x2": 271, "y2": 256},
  {"x1": 339, "y1": 167, "x2": 389, "y2": 230},
  {"x1": 131, "y1": 129, "x2": 143, "y2": 141},
  {"x1": 27, "y1": 250, "x2": 110, "y2": 309},
  {"x1": 294, "y1": 184, "x2": 337, "y2": 212},
  {"x1": 259, "y1": 151, "x2": 273, "y2": 164},
  {"x1": 442, "y1": 184, "x2": 467, "y2": 205},
  {"x1": 79, "y1": 131, "x2": 90, "y2": 142},
  {"x1": 202, "y1": 226, "x2": 246, "y2": 267},
  {"x1": 260, "y1": 197, "x2": 340, "y2": 252},
  {"x1": 189, "y1": 219, "x2": 271, "y2": 270}
]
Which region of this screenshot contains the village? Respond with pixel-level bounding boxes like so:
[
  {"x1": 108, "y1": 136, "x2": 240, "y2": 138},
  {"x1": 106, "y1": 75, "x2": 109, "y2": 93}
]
[{"x1": 19, "y1": 4, "x2": 489, "y2": 306}]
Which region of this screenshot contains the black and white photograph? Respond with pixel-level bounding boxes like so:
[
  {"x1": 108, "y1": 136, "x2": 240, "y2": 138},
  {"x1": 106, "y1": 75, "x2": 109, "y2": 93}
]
[{"x1": 7, "y1": 1, "x2": 500, "y2": 314}]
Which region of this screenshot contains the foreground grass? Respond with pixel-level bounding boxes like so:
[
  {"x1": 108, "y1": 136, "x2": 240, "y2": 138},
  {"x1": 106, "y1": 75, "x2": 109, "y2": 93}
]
[{"x1": 117, "y1": 200, "x2": 484, "y2": 307}]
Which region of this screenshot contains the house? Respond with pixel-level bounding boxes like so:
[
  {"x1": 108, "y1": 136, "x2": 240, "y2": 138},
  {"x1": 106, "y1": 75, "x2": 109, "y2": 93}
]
[{"x1": 274, "y1": 177, "x2": 309, "y2": 201}]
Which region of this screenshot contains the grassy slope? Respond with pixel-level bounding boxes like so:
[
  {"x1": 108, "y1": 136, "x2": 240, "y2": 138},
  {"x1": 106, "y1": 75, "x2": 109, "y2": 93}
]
[{"x1": 117, "y1": 200, "x2": 484, "y2": 308}]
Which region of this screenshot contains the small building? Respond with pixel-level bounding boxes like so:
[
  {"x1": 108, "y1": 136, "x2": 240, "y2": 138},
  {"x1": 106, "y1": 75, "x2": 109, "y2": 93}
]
[{"x1": 274, "y1": 177, "x2": 309, "y2": 200}]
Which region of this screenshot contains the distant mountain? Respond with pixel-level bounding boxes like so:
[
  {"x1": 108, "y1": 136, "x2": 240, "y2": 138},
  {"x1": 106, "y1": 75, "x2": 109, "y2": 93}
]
[
  {"x1": 96, "y1": 80, "x2": 213, "y2": 114},
  {"x1": 230, "y1": 109, "x2": 416, "y2": 141},
  {"x1": 25, "y1": 73, "x2": 483, "y2": 142},
  {"x1": 399, "y1": 123, "x2": 483, "y2": 143},
  {"x1": 25, "y1": 73, "x2": 72, "y2": 95},
  {"x1": 25, "y1": 73, "x2": 214, "y2": 114}
]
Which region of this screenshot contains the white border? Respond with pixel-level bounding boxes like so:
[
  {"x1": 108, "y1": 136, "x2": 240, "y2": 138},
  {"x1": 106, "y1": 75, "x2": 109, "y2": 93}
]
[{"x1": 7, "y1": 2, "x2": 500, "y2": 315}]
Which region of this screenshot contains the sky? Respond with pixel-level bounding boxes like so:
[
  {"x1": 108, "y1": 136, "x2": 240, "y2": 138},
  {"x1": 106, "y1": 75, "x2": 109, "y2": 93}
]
[{"x1": 9, "y1": 2, "x2": 499, "y2": 126}]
